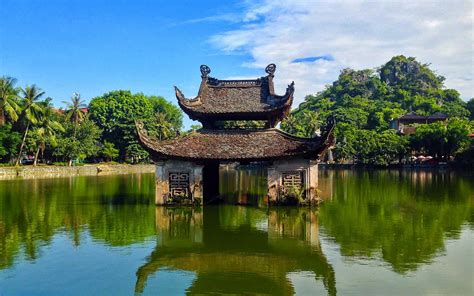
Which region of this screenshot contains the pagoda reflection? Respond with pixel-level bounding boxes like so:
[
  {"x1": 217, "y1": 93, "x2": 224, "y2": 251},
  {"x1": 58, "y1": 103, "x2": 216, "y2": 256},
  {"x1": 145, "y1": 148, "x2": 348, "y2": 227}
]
[{"x1": 135, "y1": 206, "x2": 336, "y2": 295}]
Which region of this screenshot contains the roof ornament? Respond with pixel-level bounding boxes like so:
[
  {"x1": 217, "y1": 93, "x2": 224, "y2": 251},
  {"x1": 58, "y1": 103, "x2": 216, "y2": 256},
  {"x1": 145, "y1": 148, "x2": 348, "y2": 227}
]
[
  {"x1": 265, "y1": 63, "x2": 276, "y2": 76},
  {"x1": 200, "y1": 65, "x2": 211, "y2": 77}
]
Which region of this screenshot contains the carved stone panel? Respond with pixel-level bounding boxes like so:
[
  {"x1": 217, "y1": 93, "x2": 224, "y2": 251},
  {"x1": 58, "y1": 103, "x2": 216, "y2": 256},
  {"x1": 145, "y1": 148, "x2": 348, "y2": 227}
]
[
  {"x1": 169, "y1": 172, "x2": 190, "y2": 197},
  {"x1": 282, "y1": 171, "x2": 304, "y2": 189}
]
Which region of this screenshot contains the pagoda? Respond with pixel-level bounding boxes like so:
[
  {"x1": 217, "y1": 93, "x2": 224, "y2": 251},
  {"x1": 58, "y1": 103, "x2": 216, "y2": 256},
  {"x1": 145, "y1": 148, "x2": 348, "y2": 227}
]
[{"x1": 136, "y1": 64, "x2": 334, "y2": 206}]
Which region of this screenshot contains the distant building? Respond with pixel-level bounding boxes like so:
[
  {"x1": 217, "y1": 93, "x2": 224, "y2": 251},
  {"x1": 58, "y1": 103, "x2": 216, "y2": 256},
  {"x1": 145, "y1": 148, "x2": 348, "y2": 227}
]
[
  {"x1": 53, "y1": 107, "x2": 89, "y2": 114},
  {"x1": 391, "y1": 112, "x2": 448, "y2": 135}
]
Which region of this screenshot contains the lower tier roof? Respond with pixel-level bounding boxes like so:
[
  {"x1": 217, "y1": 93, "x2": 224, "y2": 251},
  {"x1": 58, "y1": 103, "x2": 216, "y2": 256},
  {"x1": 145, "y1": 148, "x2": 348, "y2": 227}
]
[{"x1": 136, "y1": 123, "x2": 334, "y2": 162}]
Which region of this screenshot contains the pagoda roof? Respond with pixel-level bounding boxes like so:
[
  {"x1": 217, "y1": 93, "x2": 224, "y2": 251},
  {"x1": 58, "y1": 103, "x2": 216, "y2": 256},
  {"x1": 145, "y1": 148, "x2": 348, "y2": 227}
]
[
  {"x1": 398, "y1": 112, "x2": 448, "y2": 121},
  {"x1": 136, "y1": 120, "x2": 334, "y2": 162},
  {"x1": 428, "y1": 112, "x2": 448, "y2": 119},
  {"x1": 399, "y1": 112, "x2": 425, "y2": 120},
  {"x1": 175, "y1": 64, "x2": 294, "y2": 127}
]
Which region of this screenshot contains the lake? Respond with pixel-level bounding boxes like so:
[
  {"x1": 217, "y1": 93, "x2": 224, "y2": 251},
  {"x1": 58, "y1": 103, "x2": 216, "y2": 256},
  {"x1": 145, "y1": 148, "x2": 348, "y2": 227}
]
[{"x1": 0, "y1": 169, "x2": 472, "y2": 295}]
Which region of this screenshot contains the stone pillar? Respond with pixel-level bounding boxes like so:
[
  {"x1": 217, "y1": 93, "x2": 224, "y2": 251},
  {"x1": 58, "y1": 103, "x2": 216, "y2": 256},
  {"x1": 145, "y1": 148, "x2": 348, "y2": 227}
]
[
  {"x1": 154, "y1": 160, "x2": 204, "y2": 206},
  {"x1": 267, "y1": 166, "x2": 278, "y2": 205},
  {"x1": 266, "y1": 159, "x2": 320, "y2": 205},
  {"x1": 308, "y1": 160, "x2": 319, "y2": 204},
  {"x1": 155, "y1": 161, "x2": 167, "y2": 205},
  {"x1": 192, "y1": 165, "x2": 204, "y2": 203}
]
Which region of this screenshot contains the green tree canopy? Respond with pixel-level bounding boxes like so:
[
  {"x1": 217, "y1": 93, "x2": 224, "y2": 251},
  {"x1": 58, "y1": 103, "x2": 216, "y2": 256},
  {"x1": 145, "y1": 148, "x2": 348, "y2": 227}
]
[
  {"x1": 54, "y1": 118, "x2": 101, "y2": 163},
  {"x1": 89, "y1": 90, "x2": 182, "y2": 162},
  {"x1": 101, "y1": 141, "x2": 119, "y2": 162},
  {"x1": 0, "y1": 76, "x2": 20, "y2": 125},
  {"x1": 88, "y1": 90, "x2": 182, "y2": 163}
]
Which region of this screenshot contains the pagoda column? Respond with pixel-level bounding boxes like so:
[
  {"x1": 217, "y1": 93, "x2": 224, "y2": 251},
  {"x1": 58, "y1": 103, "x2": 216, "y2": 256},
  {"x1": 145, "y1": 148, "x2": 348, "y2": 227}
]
[
  {"x1": 155, "y1": 161, "x2": 167, "y2": 205},
  {"x1": 266, "y1": 159, "x2": 320, "y2": 205},
  {"x1": 154, "y1": 160, "x2": 204, "y2": 206}
]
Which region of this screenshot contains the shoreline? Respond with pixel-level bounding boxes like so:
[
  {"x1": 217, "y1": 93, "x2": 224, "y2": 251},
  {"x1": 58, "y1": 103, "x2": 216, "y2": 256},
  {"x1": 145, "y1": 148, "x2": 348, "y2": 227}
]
[
  {"x1": 0, "y1": 164, "x2": 155, "y2": 180},
  {"x1": 0, "y1": 162, "x2": 470, "y2": 181}
]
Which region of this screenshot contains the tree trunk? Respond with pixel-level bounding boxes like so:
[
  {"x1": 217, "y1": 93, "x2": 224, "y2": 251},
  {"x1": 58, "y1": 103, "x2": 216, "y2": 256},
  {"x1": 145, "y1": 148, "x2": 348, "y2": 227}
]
[
  {"x1": 33, "y1": 146, "x2": 40, "y2": 166},
  {"x1": 68, "y1": 159, "x2": 73, "y2": 167},
  {"x1": 0, "y1": 109, "x2": 5, "y2": 126},
  {"x1": 15, "y1": 122, "x2": 30, "y2": 166}
]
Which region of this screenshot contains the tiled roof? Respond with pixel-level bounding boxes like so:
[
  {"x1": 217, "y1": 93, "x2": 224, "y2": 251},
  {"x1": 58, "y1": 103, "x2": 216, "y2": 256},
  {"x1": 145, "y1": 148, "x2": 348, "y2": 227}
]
[
  {"x1": 427, "y1": 112, "x2": 447, "y2": 119},
  {"x1": 136, "y1": 122, "x2": 334, "y2": 161},
  {"x1": 398, "y1": 112, "x2": 448, "y2": 121},
  {"x1": 175, "y1": 64, "x2": 294, "y2": 127},
  {"x1": 399, "y1": 112, "x2": 426, "y2": 120}
]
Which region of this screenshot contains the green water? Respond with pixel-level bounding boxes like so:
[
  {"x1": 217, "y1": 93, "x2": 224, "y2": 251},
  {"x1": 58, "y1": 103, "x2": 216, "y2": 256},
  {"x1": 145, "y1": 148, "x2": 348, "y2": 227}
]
[{"x1": 0, "y1": 170, "x2": 472, "y2": 295}]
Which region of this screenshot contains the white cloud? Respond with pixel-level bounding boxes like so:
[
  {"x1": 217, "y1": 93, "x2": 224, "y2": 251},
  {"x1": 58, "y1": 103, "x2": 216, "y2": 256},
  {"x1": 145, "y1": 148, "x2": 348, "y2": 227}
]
[{"x1": 210, "y1": 0, "x2": 473, "y2": 105}]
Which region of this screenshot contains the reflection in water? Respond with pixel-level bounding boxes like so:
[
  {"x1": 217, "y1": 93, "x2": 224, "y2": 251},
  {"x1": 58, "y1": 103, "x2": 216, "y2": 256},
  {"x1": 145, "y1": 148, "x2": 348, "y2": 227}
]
[
  {"x1": 0, "y1": 170, "x2": 472, "y2": 295},
  {"x1": 318, "y1": 169, "x2": 473, "y2": 273},
  {"x1": 136, "y1": 207, "x2": 336, "y2": 295},
  {"x1": 219, "y1": 164, "x2": 267, "y2": 206},
  {"x1": 0, "y1": 174, "x2": 156, "y2": 269}
]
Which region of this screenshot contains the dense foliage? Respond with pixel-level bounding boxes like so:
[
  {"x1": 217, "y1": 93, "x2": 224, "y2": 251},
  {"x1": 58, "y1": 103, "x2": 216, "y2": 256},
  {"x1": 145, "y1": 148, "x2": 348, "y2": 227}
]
[
  {"x1": 282, "y1": 55, "x2": 473, "y2": 165},
  {"x1": 0, "y1": 76, "x2": 182, "y2": 166},
  {"x1": 89, "y1": 90, "x2": 182, "y2": 163}
]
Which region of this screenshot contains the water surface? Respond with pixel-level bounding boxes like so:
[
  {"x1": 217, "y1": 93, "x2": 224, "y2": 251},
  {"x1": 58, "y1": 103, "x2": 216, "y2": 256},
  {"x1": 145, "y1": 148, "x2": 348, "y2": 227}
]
[{"x1": 0, "y1": 170, "x2": 472, "y2": 295}]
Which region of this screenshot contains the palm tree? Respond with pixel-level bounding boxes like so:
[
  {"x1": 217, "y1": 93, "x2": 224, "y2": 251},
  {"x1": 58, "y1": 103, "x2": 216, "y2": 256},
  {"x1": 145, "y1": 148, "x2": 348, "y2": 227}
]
[
  {"x1": 62, "y1": 93, "x2": 87, "y2": 166},
  {"x1": 63, "y1": 92, "x2": 86, "y2": 124},
  {"x1": 15, "y1": 85, "x2": 45, "y2": 166},
  {"x1": 155, "y1": 112, "x2": 173, "y2": 141},
  {"x1": 0, "y1": 76, "x2": 20, "y2": 125},
  {"x1": 302, "y1": 110, "x2": 321, "y2": 137},
  {"x1": 32, "y1": 105, "x2": 64, "y2": 166},
  {"x1": 281, "y1": 114, "x2": 299, "y2": 135}
]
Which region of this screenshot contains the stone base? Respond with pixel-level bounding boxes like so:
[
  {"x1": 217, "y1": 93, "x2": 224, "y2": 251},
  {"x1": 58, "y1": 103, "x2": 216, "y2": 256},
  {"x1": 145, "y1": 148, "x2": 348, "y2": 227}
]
[
  {"x1": 267, "y1": 159, "x2": 319, "y2": 206},
  {"x1": 155, "y1": 161, "x2": 203, "y2": 206},
  {"x1": 154, "y1": 159, "x2": 320, "y2": 206}
]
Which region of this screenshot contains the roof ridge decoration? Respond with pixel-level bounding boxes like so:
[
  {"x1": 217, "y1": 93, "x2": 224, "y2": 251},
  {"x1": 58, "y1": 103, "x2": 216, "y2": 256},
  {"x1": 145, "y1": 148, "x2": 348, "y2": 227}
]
[
  {"x1": 175, "y1": 63, "x2": 294, "y2": 128},
  {"x1": 200, "y1": 65, "x2": 211, "y2": 78}
]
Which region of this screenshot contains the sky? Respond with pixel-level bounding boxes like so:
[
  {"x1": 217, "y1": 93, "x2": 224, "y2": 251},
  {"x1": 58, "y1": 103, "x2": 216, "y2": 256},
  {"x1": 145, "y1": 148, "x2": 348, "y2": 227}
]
[{"x1": 1, "y1": 0, "x2": 472, "y2": 129}]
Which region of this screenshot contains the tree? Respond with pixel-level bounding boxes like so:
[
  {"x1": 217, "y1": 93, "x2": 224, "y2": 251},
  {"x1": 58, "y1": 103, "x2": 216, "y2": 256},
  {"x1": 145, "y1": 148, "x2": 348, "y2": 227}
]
[
  {"x1": 54, "y1": 119, "x2": 101, "y2": 164},
  {"x1": 148, "y1": 95, "x2": 183, "y2": 133},
  {"x1": 15, "y1": 85, "x2": 44, "y2": 165},
  {"x1": 188, "y1": 124, "x2": 202, "y2": 132},
  {"x1": 410, "y1": 122, "x2": 446, "y2": 159},
  {"x1": 63, "y1": 92, "x2": 87, "y2": 124},
  {"x1": 31, "y1": 104, "x2": 64, "y2": 166},
  {"x1": 155, "y1": 112, "x2": 174, "y2": 141},
  {"x1": 409, "y1": 119, "x2": 470, "y2": 160},
  {"x1": 0, "y1": 124, "x2": 21, "y2": 163},
  {"x1": 445, "y1": 118, "x2": 471, "y2": 158},
  {"x1": 89, "y1": 90, "x2": 154, "y2": 162},
  {"x1": 467, "y1": 98, "x2": 474, "y2": 120},
  {"x1": 281, "y1": 110, "x2": 321, "y2": 137},
  {"x1": 102, "y1": 141, "x2": 119, "y2": 162},
  {"x1": 0, "y1": 76, "x2": 20, "y2": 125},
  {"x1": 221, "y1": 120, "x2": 266, "y2": 129},
  {"x1": 88, "y1": 90, "x2": 182, "y2": 163}
]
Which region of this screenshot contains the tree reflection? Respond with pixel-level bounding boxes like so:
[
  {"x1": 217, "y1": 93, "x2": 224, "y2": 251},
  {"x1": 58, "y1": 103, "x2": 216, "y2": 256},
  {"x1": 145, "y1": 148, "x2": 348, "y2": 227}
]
[
  {"x1": 0, "y1": 174, "x2": 156, "y2": 269},
  {"x1": 318, "y1": 169, "x2": 473, "y2": 273}
]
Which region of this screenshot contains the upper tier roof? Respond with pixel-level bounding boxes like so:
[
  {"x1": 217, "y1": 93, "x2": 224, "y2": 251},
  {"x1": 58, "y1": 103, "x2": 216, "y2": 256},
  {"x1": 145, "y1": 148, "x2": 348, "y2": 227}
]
[
  {"x1": 136, "y1": 119, "x2": 335, "y2": 162},
  {"x1": 175, "y1": 64, "x2": 294, "y2": 128}
]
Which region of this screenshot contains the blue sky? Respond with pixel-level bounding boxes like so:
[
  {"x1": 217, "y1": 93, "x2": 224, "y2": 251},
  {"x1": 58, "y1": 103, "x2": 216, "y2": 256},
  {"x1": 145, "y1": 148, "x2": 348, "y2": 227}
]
[
  {"x1": 1, "y1": 0, "x2": 472, "y2": 129},
  {"x1": 0, "y1": 0, "x2": 258, "y2": 128}
]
